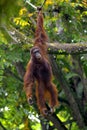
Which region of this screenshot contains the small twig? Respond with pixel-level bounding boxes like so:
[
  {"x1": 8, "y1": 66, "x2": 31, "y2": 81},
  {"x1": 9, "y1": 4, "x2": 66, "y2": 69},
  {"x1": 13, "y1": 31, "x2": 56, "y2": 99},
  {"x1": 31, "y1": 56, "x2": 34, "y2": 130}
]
[
  {"x1": 41, "y1": 0, "x2": 47, "y2": 8},
  {"x1": 26, "y1": 0, "x2": 37, "y2": 10},
  {"x1": 26, "y1": 0, "x2": 47, "y2": 10}
]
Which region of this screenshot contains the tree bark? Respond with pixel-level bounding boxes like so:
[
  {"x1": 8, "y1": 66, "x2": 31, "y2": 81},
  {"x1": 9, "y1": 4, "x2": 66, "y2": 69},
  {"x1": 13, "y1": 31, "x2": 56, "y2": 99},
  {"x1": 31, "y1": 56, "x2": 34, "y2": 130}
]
[
  {"x1": 49, "y1": 55, "x2": 85, "y2": 129},
  {"x1": 48, "y1": 43, "x2": 87, "y2": 55},
  {"x1": 14, "y1": 62, "x2": 25, "y2": 79},
  {"x1": 3, "y1": 25, "x2": 87, "y2": 55},
  {"x1": 46, "y1": 114, "x2": 67, "y2": 130}
]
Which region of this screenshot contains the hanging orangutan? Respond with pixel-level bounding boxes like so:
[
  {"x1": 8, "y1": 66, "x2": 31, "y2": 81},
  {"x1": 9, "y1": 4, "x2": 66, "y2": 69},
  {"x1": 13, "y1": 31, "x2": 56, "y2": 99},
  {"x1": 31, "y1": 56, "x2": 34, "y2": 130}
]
[{"x1": 24, "y1": 7, "x2": 58, "y2": 115}]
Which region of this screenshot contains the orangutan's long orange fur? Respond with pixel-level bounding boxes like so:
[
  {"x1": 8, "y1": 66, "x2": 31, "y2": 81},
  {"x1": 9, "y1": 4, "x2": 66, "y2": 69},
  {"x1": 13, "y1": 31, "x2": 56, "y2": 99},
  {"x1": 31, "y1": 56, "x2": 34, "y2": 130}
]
[{"x1": 24, "y1": 9, "x2": 58, "y2": 115}]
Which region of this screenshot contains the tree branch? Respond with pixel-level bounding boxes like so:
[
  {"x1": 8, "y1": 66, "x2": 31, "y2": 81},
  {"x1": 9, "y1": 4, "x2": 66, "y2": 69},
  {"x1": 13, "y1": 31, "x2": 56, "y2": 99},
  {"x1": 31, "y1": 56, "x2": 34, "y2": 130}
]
[
  {"x1": 48, "y1": 43, "x2": 87, "y2": 55},
  {"x1": 46, "y1": 113, "x2": 67, "y2": 130},
  {"x1": 0, "y1": 122, "x2": 6, "y2": 130},
  {"x1": 4, "y1": 68, "x2": 23, "y2": 83},
  {"x1": 72, "y1": 55, "x2": 87, "y2": 102},
  {"x1": 49, "y1": 55, "x2": 85, "y2": 129},
  {"x1": 26, "y1": 0, "x2": 37, "y2": 10},
  {"x1": 3, "y1": 25, "x2": 87, "y2": 55},
  {"x1": 2, "y1": 25, "x2": 33, "y2": 45},
  {"x1": 14, "y1": 62, "x2": 25, "y2": 79}
]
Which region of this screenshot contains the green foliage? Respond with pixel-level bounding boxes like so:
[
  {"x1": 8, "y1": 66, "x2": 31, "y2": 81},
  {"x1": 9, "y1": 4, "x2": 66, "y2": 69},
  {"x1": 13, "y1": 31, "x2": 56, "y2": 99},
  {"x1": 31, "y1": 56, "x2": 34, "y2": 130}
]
[
  {"x1": 0, "y1": 0, "x2": 23, "y2": 24},
  {"x1": 0, "y1": 0, "x2": 87, "y2": 130}
]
